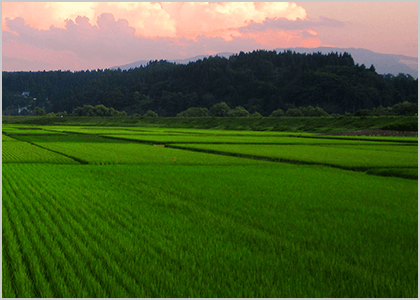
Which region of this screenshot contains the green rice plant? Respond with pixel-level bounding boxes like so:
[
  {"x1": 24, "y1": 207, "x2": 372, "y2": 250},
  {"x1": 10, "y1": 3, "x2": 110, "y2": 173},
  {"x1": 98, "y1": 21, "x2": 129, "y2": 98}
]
[
  {"x1": 103, "y1": 134, "x2": 401, "y2": 145},
  {"x1": 3, "y1": 134, "x2": 18, "y2": 142},
  {"x1": 2, "y1": 136, "x2": 78, "y2": 164},
  {"x1": 12, "y1": 134, "x2": 275, "y2": 166},
  {"x1": 2, "y1": 127, "x2": 66, "y2": 135},
  {"x1": 3, "y1": 163, "x2": 417, "y2": 297},
  {"x1": 141, "y1": 128, "x2": 317, "y2": 136},
  {"x1": 55, "y1": 128, "x2": 190, "y2": 135},
  {"x1": 169, "y1": 143, "x2": 418, "y2": 169}
]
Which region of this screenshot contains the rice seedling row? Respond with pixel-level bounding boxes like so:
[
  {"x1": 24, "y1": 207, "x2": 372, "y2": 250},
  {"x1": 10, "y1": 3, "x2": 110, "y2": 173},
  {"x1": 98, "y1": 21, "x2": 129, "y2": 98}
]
[
  {"x1": 11, "y1": 134, "x2": 275, "y2": 166},
  {"x1": 3, "y1": 125, "x2": 418, "y2": 297},
  {"x1": 168, "y1": 143, "x2": 418, "y2": 170},
  {"x1": 2, "y1": 136, "x2": 78, "y2": 164},
  {"x1": 2, "y1": 164, "x2": 417, "y2": 297},
  {"x1": 101, "y1": 133, "x2": 403, "y2": 146}
]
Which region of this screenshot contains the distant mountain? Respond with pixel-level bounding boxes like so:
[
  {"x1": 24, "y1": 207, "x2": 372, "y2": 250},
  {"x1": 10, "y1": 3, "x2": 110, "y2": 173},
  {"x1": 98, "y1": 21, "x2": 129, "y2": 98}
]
[
  {"x1": 110, "y1": 54, "x2": 228, "y2": 70},
  {"x1": 275, "y1": 47, "x2": 418, "y2": 78},
  {"x1": 111, "y1": 47, "x2": 418, "y2": 78}
]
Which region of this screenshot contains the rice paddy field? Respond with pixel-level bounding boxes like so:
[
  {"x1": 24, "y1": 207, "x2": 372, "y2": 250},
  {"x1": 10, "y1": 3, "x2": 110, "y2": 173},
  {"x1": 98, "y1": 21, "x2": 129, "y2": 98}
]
[{"x1": 2, "y1": 124, "x2": 418, "y2": 297}]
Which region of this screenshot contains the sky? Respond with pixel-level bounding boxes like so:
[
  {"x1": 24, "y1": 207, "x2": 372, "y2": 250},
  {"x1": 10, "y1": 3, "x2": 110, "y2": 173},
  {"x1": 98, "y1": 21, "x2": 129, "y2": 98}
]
[{"x1": 2, "y1": 2, "x2": 418, "y2": 72}]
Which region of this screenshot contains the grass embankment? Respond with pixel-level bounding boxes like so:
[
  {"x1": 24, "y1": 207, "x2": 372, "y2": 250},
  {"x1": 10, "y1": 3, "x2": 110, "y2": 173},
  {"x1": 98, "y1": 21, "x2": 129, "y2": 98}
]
[
  {"x1": 3, "y1": 163, "x2": 418, "y2": 297},
  {"x1": 2, "y1": 115, "x2": 418, "y2": 133}
]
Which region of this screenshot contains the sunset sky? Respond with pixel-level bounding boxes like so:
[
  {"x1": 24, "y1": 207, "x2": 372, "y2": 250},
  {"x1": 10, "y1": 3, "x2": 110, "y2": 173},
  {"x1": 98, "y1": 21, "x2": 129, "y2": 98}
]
[{"x1": 2, "y1": 2, "x2": 418, "y2": 71}]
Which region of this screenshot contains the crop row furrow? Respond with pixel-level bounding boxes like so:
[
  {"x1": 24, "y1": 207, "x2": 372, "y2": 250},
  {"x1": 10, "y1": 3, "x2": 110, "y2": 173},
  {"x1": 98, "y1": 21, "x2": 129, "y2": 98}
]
[
  {"x1": 5, "y1": 169, "x2": 109, "y2": 297},
  {"x1": 16, "y1": 171, "x2": 143, "y2": 297},
  {"x1": 3, "y1": 178, "x2": 67, "y2": 297},
  {"x1": 4, "y1": 174, "x2": 79, "y2": 296},
  {"x1": 2, "y1": 183, "x2": 39, "y2": 298},
  {"x1": 21, "y1": 167, "x2": 202, "y2": 296},
  {"x1": 14, "y1": 181, "x2": 119, "y2": 297},
  {"x1": 2, "y1": 244, "x2": 17, "y2": 298},
  {"x1": 2, "y1": 204, "x2": 20, "y2": 298},
  {"x1": 41, "y1": 184, "x2": 178, "y2": 296},
  {"x1": 50, "y1": 193, "x2": 148, "y2": 297}
]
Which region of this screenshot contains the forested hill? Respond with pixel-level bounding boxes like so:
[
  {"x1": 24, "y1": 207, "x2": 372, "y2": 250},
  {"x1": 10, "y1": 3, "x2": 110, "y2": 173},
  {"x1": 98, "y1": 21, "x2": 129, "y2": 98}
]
[{"x1": 2, "y1": 50, "x2": 418, "y2": 116}]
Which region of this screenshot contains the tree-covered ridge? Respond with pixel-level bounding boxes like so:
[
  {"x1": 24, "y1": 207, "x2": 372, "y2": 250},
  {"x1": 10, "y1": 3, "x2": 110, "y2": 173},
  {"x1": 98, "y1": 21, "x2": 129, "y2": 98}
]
[{"x1": 2, "y1": 50, "x2": 418, "y2": 116}]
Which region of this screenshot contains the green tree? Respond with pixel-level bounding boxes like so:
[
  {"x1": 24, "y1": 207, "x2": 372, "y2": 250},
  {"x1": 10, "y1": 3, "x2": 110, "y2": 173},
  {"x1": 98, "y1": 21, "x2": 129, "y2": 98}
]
[
  {"x1": 314, "y1": 106, "x2": 329, "y2": 117},
  {"x1": 354, "y1": 109, "x2": 371, "y2": 116},
  {"x1": 210, "y1": 102, "x2": 231, "y2": 117},
  {"x1": 33, "y1": 106, "x2": 46, "y2": 116},
  {"x1": 144, "y1": 110, "x2": 158, "y2": 117},
  {"x1": 250, "y1": 111, "x2": 262, "y2": 118},
  {"x1": 94, "y1": 104, "x2": 110, "y2": 116},
  {"x1": 285, "y1": 108, "x2": 303, "y2": 117},
  {"x1": 371, "y1": 105, "x2": 391, "y2": 116},
  {"x1": 227, "y1": 106, "x2": 250, "y2": 117},
  {"x1": 270, "y1": 109, "x2": 285, "y2": 117},
  {"x1": 392, "y1": 101, "x2": 418, "y2": 116},
  {"x1": 177, "y1": 107, "x2": 210, "y2": 117}
]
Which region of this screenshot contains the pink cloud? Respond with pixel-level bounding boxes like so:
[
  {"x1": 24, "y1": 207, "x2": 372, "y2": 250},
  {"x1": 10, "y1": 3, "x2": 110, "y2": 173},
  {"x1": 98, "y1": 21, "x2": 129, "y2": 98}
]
[
  {"x1": 4, "y1": 2, "x2": 415, "y2": 71},
  {"x1": 168, "y1": 2, "x2": 307, "y2": 41},
  {"x1": 3, "y1": 11, "x2": 314, "y2": 71}
]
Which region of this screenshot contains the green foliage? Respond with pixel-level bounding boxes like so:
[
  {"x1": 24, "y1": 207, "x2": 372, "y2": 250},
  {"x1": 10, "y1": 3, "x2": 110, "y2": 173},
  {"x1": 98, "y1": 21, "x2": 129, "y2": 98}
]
[
  {"x1": 381, "y1": 122, "x2": 418, "y2": 131},
  {"x1": 210, "y1": 102, "x2": 231, "y2": 117},
  {"x1": 371, "y1": 105, "x2": 392, "y2": 116},
  {"x1": 250, "y1": 111, "x2": 262, "y2": 118},
  {"x1": 56, "y1": 111, "x2": 68, "y2": 117},
  {"x1": 270, "y1": 109, "x2": 285, "y2": 117},
  {"x1": 285, "y1": 108, "x2": 304, "y2": 117},
  {"x1": 143, "y1": 110, "x2": 158, "y2": 118},
  {"x1": 2, "y1": 51, "x2": 418, "y2": 118},
  {"x1": 33, "y1": 107, "x2": 46, "y2": 116},
  {"x1": 227, "y1": 106, "x2": 250, "y2": 117},
  {"x1": 355, "y1": 109, "x2": 372, "y2": 116},
  {"x1": 299, "y1": 106, "x2": 329, "y2": 117},
  {"x1": 176, "y1": 107, "x2": 210, "y2": 117},
  {"x1": 72, "y1": 104, "x2": 126, "y2": 117},
  {"x1": 391, "y1": 101, "x2": 418, "y2": 116}
]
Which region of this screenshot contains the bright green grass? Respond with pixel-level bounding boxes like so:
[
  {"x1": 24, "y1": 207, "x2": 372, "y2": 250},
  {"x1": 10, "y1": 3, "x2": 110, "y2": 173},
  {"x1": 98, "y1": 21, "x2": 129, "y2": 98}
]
[
  {"x1": 2, "y1": 163, "x2": 417, "y2": 297},
  {"x1": 12, "y1": 134, "x2": 275, "y2": 166},
  {"x1": 2, "y1": 135, "x2": 78, "y2": 164},
  {"x1": 170, "y1": 143, "x2": 418, "y2": 169}
]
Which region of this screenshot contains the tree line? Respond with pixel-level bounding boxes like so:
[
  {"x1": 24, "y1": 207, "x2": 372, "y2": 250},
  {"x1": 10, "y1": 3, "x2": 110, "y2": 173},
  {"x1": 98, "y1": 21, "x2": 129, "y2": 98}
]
[
  {"x1": 2, "y1": 50, "x2": 418, "y2": 117},
  {"x1": 28, "y1": 100, "x2": 416, "y2": 118}
]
